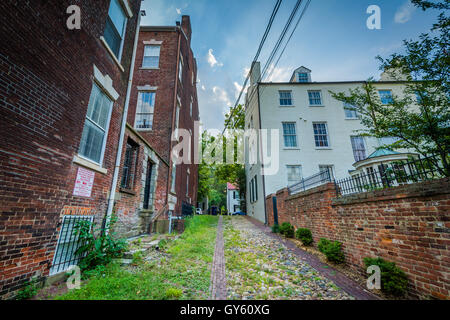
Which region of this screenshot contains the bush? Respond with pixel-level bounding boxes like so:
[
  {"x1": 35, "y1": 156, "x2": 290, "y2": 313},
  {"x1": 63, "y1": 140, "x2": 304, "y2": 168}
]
[
  {"x1": 363, "y1": 257, "x2": 408, "y2": 296},
  {"x1": 318, "y1": 238, "x2": 345, "y2": 264},
  {"x1": 295, "y1": 228, "x2": 313, "y2": 246},
  {"x1": 271, "y1": 224, "x2": 280, "y2": 233},
  {"x1": 74, "y1": 215, "x2": 128, "y2": 271},
  {"x1": 15, "y1": 279, "x2": 39, "y2": 300},
  {"x1": 279, "y1": 222, "x2": 295, "y2": 238}
]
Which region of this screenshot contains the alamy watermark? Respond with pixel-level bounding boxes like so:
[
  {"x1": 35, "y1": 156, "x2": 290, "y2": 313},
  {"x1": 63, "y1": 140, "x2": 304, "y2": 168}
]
[{"x1": 366, "y1": 5, "x2": 381, "y2": 30}]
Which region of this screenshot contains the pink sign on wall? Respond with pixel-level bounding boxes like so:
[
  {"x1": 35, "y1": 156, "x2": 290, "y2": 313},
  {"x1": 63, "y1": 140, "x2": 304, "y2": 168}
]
[{"x1": 73, "y1": 167, "x2": 95, "y2": 198}]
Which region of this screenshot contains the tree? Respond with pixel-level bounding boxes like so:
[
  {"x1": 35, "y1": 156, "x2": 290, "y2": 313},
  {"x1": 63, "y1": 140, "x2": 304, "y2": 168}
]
[{"x1": 330, "y1": 0, "x2": 449, "y2": 176}]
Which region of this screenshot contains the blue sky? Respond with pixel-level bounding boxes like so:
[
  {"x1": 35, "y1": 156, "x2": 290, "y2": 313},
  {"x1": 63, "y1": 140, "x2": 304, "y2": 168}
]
[{"x1": 140, "y1": 0, "x2": 439, "y2": 130}]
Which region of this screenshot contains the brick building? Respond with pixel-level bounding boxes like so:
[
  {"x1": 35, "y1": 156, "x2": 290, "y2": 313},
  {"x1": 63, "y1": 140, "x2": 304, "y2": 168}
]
[
  {"x1": 0, "y1": 0, "x2": 142, "y2": 298},
  {"x1": 113, "y1": 16, "x2": 200, "y2": 235}
]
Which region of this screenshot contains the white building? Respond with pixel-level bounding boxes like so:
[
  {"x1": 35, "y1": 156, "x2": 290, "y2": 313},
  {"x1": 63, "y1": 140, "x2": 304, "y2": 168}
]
[
  {"x1": 245, "y1": 63, "x2": 414, "y2": 224},
  {"x1": 226, "y1": 182, "x2": 240, "y2": 214}
]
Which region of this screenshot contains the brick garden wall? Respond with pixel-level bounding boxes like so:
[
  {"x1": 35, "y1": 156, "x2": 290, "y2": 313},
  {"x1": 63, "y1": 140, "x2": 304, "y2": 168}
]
[{"x1": 266, "y1": 178, "x2": 450, "y2": 299}]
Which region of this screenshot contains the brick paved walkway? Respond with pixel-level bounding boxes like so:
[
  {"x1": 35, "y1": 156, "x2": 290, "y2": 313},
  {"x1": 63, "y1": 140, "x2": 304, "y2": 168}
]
[
  {"x1": 210, "y1": 216, "x2": 227, "y2": 300},
  {"x1": 245, "y1": 216, "x2": 379, "y2": 300}
]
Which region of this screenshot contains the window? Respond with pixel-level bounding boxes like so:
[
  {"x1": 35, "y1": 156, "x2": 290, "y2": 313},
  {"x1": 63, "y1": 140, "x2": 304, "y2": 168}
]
[
  {"x1": 190, "y1": 98, "x2": 193, "y2": 117},
  {"x1": 178, "y1": 59, "x2": 183, "y2": 82},
  {"x1": 350, "y1": 136, "x2": 366, "y2": 162},
  {"x1": 298, "y1": 73, "x2": 309, "y2": 82},
  {"x1": 344, "y1": 103, "x2": 359, "y2": 119},
  {"x1": 120, "y1": 141, "x2": 138, "y2": 189},
  {"x1": 249, "y1": 176, "x2": 258, "y2": 203},
  {"x1": 143, "y1": 160, "x2": 153, "y2": 210},
  {"x1": 313, "y1": 123, "x2": 329, "y2": 148},
  {"x1": 319, "y1": 165, "x2": 334, "y2": 179},
  {"x1": 135, "y1": 91, "x2": 155, "y2": 130},
  {"x1": 287, "y1": 165, "x2": 302, "y2": 186},
  {"x1": 142, "y1": 45, "x2": 160, "y2": 68},
  {"x1": 171, "y1": 162, "x2": 176, "y2": 193},
  {"x1": 79, "y1": 83, "x2": 113, "y2": 164},
  {"x1": 282, "y1": 122, "x2": 298, "y2": 148},
  {"x1": 379, "y1": 90, "x2": 393, "y2": 105},
  {"x1": 254, "y1": 175, "x2": 258, "y2": 201},
  {"x1": 279, "y1": 91, "x2": 293, "y2": 106},
  {"x1": 308, "y1": 90, "x2": 322, "y2": 105},
  {"x1": 103, "y1": 0, "x2": 127, "y2": 59},
  {"x1": 175, "y1": 104, "x2": 180, "y2": 129}
]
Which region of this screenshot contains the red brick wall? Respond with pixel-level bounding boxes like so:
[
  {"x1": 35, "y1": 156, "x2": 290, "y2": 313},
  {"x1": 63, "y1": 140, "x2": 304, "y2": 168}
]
[
  {"x1": 128, "y1": 17, "x2": 199, "y2": 214},
  {"x1": 266, "y1": 178, "x2": 450, "y2": 299},
  {"x1": 0, "y1": 0, "x2": 141, "y2": 298}
]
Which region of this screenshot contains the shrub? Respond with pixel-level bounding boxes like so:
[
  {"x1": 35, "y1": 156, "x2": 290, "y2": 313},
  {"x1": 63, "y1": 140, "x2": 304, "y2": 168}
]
[
  {"x1": 318, "y1": 238, "x2": 345, "y2": 264},
  {"x1": 165, "y1": 288, "x2": 183, "y2": 299},
  {"x1": 74, "y1": 215, "x2": 128, "y2": 271},
  {"x1": 295, "y1": 228, "x2": 313, "y2": 246},
  {"x1": 363, "y1": 257, "x2": 408, "y2": 296},
  {"x1": 271, "y1": 224, "x2": 280, "y2": 233},
  {"x1": 15, "y1": 279, "x2": 39, "y2": 300},
  {"x1": 279, "y1": 222, "x2": 295, "y2": 238}
]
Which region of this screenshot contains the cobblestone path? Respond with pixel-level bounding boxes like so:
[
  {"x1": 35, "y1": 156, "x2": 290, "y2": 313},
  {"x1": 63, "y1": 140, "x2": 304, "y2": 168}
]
[{"x1": 224, "y1": 216, "x2": 356, "y2": 300}]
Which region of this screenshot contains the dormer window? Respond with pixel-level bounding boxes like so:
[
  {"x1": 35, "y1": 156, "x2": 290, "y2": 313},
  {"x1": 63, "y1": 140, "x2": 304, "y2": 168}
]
[{"x1": 298, "y1": 73, "x2": 309, "y2": 82}]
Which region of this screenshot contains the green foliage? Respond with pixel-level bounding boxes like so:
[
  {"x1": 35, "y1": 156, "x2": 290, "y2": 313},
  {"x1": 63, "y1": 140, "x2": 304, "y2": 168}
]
[
  {"x1": 271, "y1": 224, "x2": 280, "y2": 233},
  {"x1": 363, "y1": 257, "x2": 408, "y2": 296},
  {"x1": 279, "y1": 222, "x2": 295, "y2": 238},
  {"x1": 165, "y1": 288, "x2": 183, "y2": 299},
  {"x1": 15, "y1": 279, "x2": 39, "y2": 300},
  {"x1": 318, "y1": 238, "x2": 345, "y2": 264},
  {"x1": 329, "y1": 2, "x2": 450, "y2": 176},
  {"x1": 74, "y1": 215, "x2": 128, "y2": 271},
  {"x1": 295, "y1": 228, "x2": 313, "y2": 246},
  {"x1": 58, "y1": 216, "x2": 219, "y2": 300}
]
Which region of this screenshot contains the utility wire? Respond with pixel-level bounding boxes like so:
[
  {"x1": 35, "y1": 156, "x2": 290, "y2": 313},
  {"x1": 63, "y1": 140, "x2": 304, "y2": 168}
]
[{"x1": 222, "y1": 0, "x2": 283, "y2": 133}]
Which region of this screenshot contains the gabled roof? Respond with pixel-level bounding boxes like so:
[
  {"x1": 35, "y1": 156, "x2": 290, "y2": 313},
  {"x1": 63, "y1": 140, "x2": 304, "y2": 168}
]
[
  {"x1": 367, "y1": 148, "x2": 400, "y2": 159},
  {"x1": 290, "y1": 66, "x2": 311, "y2": 82}
]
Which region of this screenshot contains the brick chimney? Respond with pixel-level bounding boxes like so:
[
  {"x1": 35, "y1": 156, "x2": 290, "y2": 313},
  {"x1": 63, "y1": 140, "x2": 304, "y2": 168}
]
[{"x1": 181, "y1": 15, "x2": 192, "y2": 44}]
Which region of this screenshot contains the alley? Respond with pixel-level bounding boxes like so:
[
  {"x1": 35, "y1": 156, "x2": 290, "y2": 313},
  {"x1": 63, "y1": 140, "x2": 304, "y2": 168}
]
[{"x1": 222, "y1": 216, "x2": 355, "y2": 300}]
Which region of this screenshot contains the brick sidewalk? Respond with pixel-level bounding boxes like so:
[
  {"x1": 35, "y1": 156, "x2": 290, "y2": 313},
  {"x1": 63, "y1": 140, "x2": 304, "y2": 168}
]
[
  {"x1": 210, "y1": 216, "x2": 227, "y2": 300},
  {"x1": 245, "y1": 216, "x2": 379, "y2": 300}
]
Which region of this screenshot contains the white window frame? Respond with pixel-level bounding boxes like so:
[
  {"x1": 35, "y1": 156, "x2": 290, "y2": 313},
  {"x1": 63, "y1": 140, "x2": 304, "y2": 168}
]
[
  {"x1": 344, "y1": 103, "x2": 359, "y2": 119},
  {"x1": 171, "y1": 162, "x2": 176, "y2": 194},
  {"x1": 378, "y1": 90, "x2": 393, "y2": 105},
  {"x1": 350, "y1": 136, "x2": 367, "y2": 162},
  {"x1": 190, "y1": 97, "x2": 193, "y2": 117},
  {"x1": 308, "y1": 90, "x2": 323, "y2": 106},
  {"x1": 78, "y1": 82, "x2": 114, "y2": 166},
  {"x1": 313, "y1": 122, "x2": 330, "y2": 149},
  {"x1": 142, "y1": 45, "x2": 161, "y2": 69},
  {"x1": 319, "y1": 165, "x2": 334, "y2": 179},
  {"x1": 282, "y1": 122, "x2": 298, "y2": 149},
  {"x1": 279, "y1": 90, "x2": 293, "y2": 106},
  {"x1": 178, "y1": 56, "x2": 183, "y2": 83},
  {"x1": 298, "y1": 73, "x2": 309, "y2": 82},
  {"x1": 186, "y1": 173, "x2": 189, "y2": 196},
  {"x1": 134, "y1": 91, "x2": 156, "y2": 131},
  {"x1": 286, "y1": 165, "x2": 303, "y2": 186},
  {"x1": 102, "y1": 0, "x2": 131, "y2": 63}
]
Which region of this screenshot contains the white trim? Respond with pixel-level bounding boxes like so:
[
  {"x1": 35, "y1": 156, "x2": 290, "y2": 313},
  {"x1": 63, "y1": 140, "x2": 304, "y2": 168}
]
[
  {"x1": 143, "y1": 39, "x2": 163, "y2": 45},
  {"x1": 93, "y1": 65, "x2": 119, "y2": 100},
  {"x1": 99, "y1": 37, "x2": 125, "y2": 72},
  {"x1": 119, "y1": 0, "x2": 133, "y2": 18},
  {"x1": 73, "y1": 155, "x2": 108, "y2": 175},
  {"x1": 137, "y1": 85, "x2": 158, "y2": 91}
]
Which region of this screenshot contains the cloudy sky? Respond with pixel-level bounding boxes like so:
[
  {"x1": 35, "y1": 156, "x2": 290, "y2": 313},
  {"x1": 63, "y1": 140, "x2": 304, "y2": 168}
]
[{"x1": 140, "y1": 0, "x2": 439, "y2": 130}]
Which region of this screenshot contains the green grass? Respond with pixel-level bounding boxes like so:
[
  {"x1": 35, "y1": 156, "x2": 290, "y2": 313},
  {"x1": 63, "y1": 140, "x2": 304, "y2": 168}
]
[{"x1": 56, "y1": 215, "x2": 218, "y2": 300}]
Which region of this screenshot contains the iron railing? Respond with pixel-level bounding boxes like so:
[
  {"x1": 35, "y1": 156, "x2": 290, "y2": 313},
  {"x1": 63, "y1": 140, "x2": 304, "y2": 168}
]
[
  {"x1": 335, "y1": 154, "x2": 447, "y2": 197},
  {"x1": 288, "y1": 169, "x2": 333, "y2": 195}
]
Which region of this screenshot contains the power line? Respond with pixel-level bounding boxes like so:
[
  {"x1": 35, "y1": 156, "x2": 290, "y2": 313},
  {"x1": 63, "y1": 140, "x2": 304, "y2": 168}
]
[{"x1": 222, "y1": 0, "x2": 283, "y2": 133}]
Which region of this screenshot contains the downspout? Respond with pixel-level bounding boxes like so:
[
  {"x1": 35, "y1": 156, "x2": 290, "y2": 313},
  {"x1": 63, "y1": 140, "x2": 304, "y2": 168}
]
[
  {"x1": 104, "y1": 9, "x2": 142, "y2": 233},
  {"x1": 166, "y1": 25, "x2": 182, "y2": 215},
  {"x1": 256, "y1": 84, "x2": 268, "y2": 225}
]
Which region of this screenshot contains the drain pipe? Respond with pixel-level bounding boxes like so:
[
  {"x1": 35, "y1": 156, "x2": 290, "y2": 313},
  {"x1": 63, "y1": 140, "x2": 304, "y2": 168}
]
[{"x1": 104, "y1": 10, "x2": 143, "y2": 233}]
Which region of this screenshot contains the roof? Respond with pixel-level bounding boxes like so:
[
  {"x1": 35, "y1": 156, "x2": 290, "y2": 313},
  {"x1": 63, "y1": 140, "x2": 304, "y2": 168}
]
[
  {"x1": 227, "y1": 182, "x2": 238, "y2": 190},
  {"x1": 367, "y1": 148, "x2": 401, "y2": 159}
]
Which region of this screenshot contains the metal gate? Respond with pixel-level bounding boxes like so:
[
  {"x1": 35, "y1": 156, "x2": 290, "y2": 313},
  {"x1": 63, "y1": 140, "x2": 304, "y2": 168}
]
[{"x1": 50, "y1": 215, "x2": 93, "y2": 275}]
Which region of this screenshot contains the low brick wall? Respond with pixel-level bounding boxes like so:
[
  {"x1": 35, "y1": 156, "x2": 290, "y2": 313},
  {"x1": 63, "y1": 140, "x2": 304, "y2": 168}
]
[{"x1": 266, "y1": 178, "x2": 450, "y2": 299}]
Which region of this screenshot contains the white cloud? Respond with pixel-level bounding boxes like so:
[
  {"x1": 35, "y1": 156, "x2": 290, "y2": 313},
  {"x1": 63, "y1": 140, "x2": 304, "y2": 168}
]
[
  {"x1": 243, "y1": 67, "x2": 250, "y2": 79},
  {"x1": 212, "y1": 86, "x2": 232, "y2": 107},
  {"x1": 394, "y1": 1, "x2": 416, "y2": 24},
  {"x1": 233, "y1": 81, "x2": 248, "y2": 99},
  {"x1": 207, "y1": 49, "x2": 223, "y2": 68},
  {"x1": 201, "y1": 85, "x2": 206, "y2": 91},
  {"x1": 265, "y1": 64, "x2": 292, "y2": 82},
  {"x1": 176, "y1": 8, "x2": 181, "y2": 15}
]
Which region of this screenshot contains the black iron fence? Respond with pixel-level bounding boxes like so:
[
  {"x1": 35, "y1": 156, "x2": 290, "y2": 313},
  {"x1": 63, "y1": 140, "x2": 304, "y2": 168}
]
[
  {"x1": 50, "y1": 215, "x2": 94, "y2": 275},
  {"x1": 335, "y1": 154, "x2": 447, "y2": 197},
  {"x1": 288, "y1": 169, "x2": 333, "y2": 195}
]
